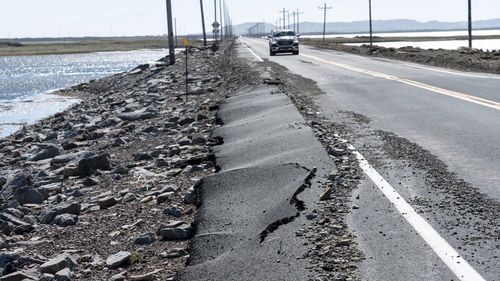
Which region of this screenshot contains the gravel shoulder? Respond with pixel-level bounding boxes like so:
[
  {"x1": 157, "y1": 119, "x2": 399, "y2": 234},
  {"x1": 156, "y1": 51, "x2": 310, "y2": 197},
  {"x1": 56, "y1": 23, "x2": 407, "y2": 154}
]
[{"x1": 0, "y1": 42, "x2": 251, "y2": 280}]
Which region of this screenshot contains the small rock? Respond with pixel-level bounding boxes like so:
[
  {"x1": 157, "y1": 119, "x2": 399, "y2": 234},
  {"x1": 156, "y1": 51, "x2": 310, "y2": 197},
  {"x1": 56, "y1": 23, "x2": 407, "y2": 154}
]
[
  {"x1": 0, "y1": 271, "x2": 36, "y2": 281},
  {"x1": 305, "y1": 213, "x2": 317, "y2": 220},
  {"x1": 134, "y1": 233, "x2": 155, "y2": 245},
  {"x1": 39, "y1": 254, "x2": 76, "y2": 274},
  {"x1": 163, "y1": 206, "x2": 183, "y2": 218},
  {"x1": 54, "y1": 268, "x2": 71, "y2": 281},
  {"x1": 54, "y1": 203, "x2": 81, "y2": 215},
  {"x1": 109, "y1": 271, "x2": 128, "y2": 281},
  {"x1": 156, "y1": 192, "x2": 173, "y2": 204},
  {"x1": 160, "y1": 248, "x2": 188, "y2": 259},
  {"x1": 98, "y1": 196, "x2": 117, "y2": 209},
  {"x1": 54, "y1": 214, "x2": 78, "y2": 227},
  {"x1": 82, "y1": 177, "x2": 99, "y2": 187},
  {"x1": 28, "y1": 144, "x2": 63, "y2": 161},
  {"x1": 178, "y1": 116, "x2": 195, "y2": 126},
  {"x1": 158, "y1": 223, "x2": 194, "y2": 241},
  {"x1": 106, "y1": 251, "x2": 131, "y2": 269},
  {"x1": 39, "y1": 274, "x2": 55, "y2": 281},
  {"x1": 117, "y1": 111, "x2": 155, "y2": 121},
  {"x1": 319, "y1": 187, "x2": 332, "y2": 201},
  {"x1": 335, "y1": 239, "x2": 351, "y2": 247},
  {"x1": 183, "y1": 187, "x2": 196, "y2": 205}
]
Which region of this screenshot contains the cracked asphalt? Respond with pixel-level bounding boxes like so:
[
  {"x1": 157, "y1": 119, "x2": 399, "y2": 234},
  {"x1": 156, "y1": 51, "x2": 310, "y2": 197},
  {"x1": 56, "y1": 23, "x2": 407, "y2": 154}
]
[
  {"x1": 176, "y1": 85, "x2": 336, "y2": 280},
  {"x1": 234, "y1": 38, "x2": 500, "y2": 281}
]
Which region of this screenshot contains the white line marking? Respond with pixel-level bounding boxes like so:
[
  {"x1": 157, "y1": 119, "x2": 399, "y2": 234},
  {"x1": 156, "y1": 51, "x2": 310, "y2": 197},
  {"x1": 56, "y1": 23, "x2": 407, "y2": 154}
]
[
  {"x1": 401, "y1": 63, "x2": 500, "y2": 80},
  {"x1": 242, "y1": 37, "x2": 488, "y2": 280},
  {"x1": 239, "y1": 38, "x2": 264, "y2": 62},
  {"x1": 301, "y1": 53, "x2": 500, "y2": 111},
  {"x1": 343, "y1": 141, "x2": 486, "y2": 281}
]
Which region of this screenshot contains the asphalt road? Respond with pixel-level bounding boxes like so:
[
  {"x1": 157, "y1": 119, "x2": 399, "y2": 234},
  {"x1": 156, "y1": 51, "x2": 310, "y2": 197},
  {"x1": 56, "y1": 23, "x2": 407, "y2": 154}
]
[{"x1": 238, "y1": 37, "x2": 500, "y2": 281}]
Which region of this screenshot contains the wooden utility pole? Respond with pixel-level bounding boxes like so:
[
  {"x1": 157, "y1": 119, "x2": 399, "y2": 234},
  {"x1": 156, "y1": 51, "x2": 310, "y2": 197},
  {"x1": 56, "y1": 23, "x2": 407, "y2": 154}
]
[
  {"x1": 200, "y1": 0, "x2": 207, "y2": 46},
  {"x1": 369, "y1": 0, "x2": 373, "y2": 46},
  {"x1": 219, "y1": 0, "x2": 224, "y2": 41},
  {"x1": 287, "y1": 11, "x2": 291, "y2": 30},
  {"x1": 174, "y1": 18, "x2": 178, "y2": 48},
  {"x1": 282, "y1": 8, "x2": 287, "y2": 30},
  {"x1": 296, "y1": 9, "x2": 304, "y2": 34},
  {"x1": 468, "y1": 0, "x2": 472, "y2": 48},
  {"x1": 292, "y1": 12, "x2": 297, "y2": 32},
  {"x1": 166, "y1": 0, "x2": 175, "y2": 65},
  {"x1": 214, "y1": 0, "x2": 218, "y2": 44},
  {"x1": 319, "y1": 3, "x2": 332, "y2": 44}
]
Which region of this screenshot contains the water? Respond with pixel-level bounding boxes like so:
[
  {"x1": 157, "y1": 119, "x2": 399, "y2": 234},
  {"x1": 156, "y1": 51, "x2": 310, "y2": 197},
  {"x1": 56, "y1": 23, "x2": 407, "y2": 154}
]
[
  {"x1": 302, "y1": 29, "x2": 500, "y2": 39},
  {"x1": 303, "y1": 29, "x2": 500, "y2": 50},
  {"x1": 0, "y1": 49, "x2": 168, "y2": 137},
  {"x1": 346, "y1": 39, "x2": 500, "y2": 51}
]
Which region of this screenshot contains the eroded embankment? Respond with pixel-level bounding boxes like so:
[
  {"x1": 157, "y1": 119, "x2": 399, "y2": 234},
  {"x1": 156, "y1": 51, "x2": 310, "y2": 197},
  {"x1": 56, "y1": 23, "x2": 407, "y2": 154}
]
[{"x1": 0, "y1": 42, "x2": 252, "y2": 280}]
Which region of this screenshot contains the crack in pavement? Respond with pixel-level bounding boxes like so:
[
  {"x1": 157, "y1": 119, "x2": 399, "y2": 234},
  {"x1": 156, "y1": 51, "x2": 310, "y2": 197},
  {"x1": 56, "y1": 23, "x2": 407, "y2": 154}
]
[{"x1": 259, "y1": 167, "x2": 317, "y2": 243}]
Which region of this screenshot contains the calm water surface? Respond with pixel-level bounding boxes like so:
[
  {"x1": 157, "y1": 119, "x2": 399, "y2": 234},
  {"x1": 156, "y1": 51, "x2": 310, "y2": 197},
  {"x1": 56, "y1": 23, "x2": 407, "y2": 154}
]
[
  {"x1": 303, "y1": 29, "x2": 500, "y2": 50},
  {"x1": 0, "y1": 49, "x2": 168, "y2": 137}
]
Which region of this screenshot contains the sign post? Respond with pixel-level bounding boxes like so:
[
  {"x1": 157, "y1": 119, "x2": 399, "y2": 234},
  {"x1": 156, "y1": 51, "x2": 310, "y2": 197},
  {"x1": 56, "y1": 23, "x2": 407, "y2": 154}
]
[{"x1": 184, "y1": 38, "x2": 189, "y2": 102}]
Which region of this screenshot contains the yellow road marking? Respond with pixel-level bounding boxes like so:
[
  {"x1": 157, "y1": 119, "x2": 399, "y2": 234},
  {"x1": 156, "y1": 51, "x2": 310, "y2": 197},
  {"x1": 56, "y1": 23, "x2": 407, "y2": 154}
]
[{"x1": 301, "y1": 53, "x2": 500, "y2": 111}]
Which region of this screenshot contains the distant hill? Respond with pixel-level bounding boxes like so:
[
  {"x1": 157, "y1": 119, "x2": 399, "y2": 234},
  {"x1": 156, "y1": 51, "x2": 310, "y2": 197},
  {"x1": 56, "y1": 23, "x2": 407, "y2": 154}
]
[{"x1": 236, "y1": 18, "x2": 500, "y2": 35}]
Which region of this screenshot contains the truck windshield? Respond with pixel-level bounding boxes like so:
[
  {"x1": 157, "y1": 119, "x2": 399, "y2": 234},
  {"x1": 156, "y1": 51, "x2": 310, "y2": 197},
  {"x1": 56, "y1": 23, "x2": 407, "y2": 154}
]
[{"x1": 273, "y1": 31, "x2": 295, "y2": 37}]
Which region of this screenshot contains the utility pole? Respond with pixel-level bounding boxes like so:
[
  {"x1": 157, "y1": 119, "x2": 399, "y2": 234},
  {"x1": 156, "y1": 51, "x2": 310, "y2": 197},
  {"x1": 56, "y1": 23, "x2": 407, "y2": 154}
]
[
  {"x1": 296, "y1": 9, "x2": 304, "y2": 34},
  {"x1": 174, "y1": 18, "x2": 178, "y2": 48},
  {"x1": 292, "y1": 11, "x2": 296, "y2": 32},
  {"x1": 468, "y1": 0, "x2": 472, "y2": 48},
  {"x1": 287, "y1": 12, "x2": 291, "y2": 30},
  {"x1": 199, "y1": 0, "x2": 207, "y2": 46},
  {"x1": 166, "y1": 0, "x2": 175, "y2": 65},
  {"x1": 369, "y1": 0, "x2": 373, "y2": 46},
  {"x1": 319, "y1": 3, "x2": 332, "y2": 44},
  {"x1": 219, "y1": 0, "x2": 224, "y2": 41},
  {"x1": 214, "y1": 0, "x2": 218, "y2": 44},
  {"x1": 281, "y1": 8, "x2": 287, "y2": 31}
]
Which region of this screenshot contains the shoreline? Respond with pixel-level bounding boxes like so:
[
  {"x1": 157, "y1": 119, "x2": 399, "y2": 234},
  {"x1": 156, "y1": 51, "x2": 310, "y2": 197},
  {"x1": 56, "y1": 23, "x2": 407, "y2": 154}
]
[{"x1": 302, "y1": 39, "x2": 500, "y2": 75}]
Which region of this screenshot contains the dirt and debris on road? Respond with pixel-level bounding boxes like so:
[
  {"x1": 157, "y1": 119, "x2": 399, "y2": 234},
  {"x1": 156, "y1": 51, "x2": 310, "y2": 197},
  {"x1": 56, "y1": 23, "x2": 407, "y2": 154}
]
[{"x1": 255, "y1": 59, "x2": 365, "y2": 281}]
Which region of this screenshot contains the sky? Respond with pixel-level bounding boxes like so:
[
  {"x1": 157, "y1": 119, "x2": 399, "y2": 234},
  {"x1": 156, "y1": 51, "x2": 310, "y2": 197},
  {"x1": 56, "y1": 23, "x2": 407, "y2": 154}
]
[{"x1": 1, "y1": 0, "x2": 500, "y2": 38}]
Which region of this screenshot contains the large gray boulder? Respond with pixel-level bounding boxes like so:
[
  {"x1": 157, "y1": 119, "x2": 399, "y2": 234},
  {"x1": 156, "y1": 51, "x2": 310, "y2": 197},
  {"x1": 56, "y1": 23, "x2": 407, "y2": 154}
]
[
  {"x1": 14, "y1": 186, "x2": 47, "y2": 205},
  {"x1": 62, "y1": 153, "x2": 111, "y2": 177},
  {"x1": 1, "y1": 172, "x2": 33, "y2": 198}
]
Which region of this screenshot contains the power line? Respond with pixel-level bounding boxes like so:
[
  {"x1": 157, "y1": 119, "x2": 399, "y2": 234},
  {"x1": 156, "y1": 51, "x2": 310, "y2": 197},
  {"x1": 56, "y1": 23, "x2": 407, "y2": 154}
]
[{"x1": 319, "y1": 3, "x2": 332, "y2": 44}]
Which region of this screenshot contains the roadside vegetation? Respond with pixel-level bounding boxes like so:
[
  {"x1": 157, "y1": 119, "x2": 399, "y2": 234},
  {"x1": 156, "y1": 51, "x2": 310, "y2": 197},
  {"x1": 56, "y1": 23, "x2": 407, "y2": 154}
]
[{"x1": 0, "y1": 36, "x2": 198, "y2": 56}]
